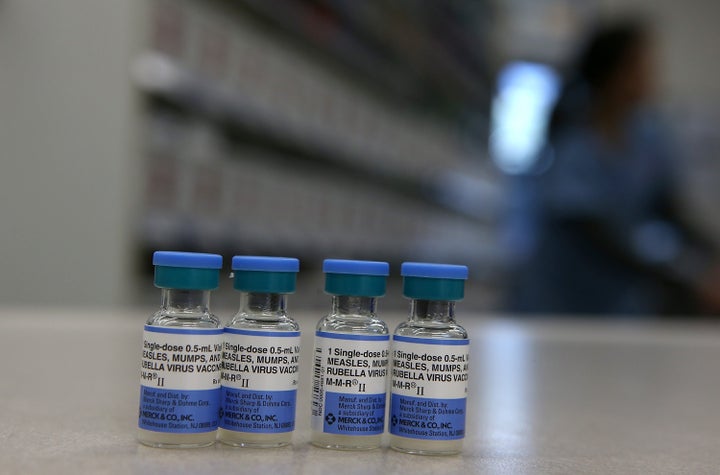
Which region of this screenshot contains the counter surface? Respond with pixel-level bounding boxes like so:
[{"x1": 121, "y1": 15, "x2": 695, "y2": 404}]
[{"x1": 1, "y1": 308, "x2": 719, "y2": 474}]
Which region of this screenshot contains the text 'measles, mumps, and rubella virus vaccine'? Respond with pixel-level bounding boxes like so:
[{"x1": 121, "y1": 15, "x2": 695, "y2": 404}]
[
  {"x1": 390, "y1": 262, "x2": 470, "y2": 455},
  {"x1": 138, "y1": 251, "x2": 224, "y2": 448},
  {"x1": 311, "y1": 259, "x2": 390, "y2": 450},
  {"x1": 218, "y1": 256, "x2": 301, "y2": 448}
]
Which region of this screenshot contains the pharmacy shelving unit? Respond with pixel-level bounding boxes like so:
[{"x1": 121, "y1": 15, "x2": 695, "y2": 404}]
[
  {"x1": 0, "y1": 0, "x2": 501, "y2": 307},
  {"x1": 133, "y1": 0, "x2": 504, "y2": 307}
]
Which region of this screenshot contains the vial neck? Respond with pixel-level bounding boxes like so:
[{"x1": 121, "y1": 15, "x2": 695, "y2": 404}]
[
  {"x1": 161, "y1": 289, "x2": 210, "y2": 315},
  {"x1": 410, "y1": 300, "x2": 455, "y2": 323},
  {"x1": 332, "y1": 295, "x2": 377, "y2": 317},
  {"x1": 238, "y1": 292, "x2": 286, "y2": 318}
]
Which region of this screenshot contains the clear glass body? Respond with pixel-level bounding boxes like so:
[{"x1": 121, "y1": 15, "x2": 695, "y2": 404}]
[
  {"x1": 218, "y1": 292, "x2": 300, "y2": 448},
  {"x1": 311, "y1": 295, "x2": 388, "y2": 450},
  {"x1": 390, "y1": 299, "x2": 468, "y2": 455},
  {"x1": 138, "y1": 288, "x2": 221, "y2": 449}
]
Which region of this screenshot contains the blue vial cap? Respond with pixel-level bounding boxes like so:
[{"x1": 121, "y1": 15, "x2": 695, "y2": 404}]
[
  {"x1": 401, "y1": 262, "x2": 468, "y2": 301},
  {"x1": 232, "y1": 256, "x2": 299, "y2": 293},
  {"x1": 153, "y1": 251, "x2": 223, "y2": 269},
  {"x1": 232, "y1": 256, "x2": 300, "y2": 272},
  {"x1": 153, "y1": 251, "x2": 222, "y2": 290},
  {"x1": 323, "y1": 259, "x2": 389, "y2": 297}
]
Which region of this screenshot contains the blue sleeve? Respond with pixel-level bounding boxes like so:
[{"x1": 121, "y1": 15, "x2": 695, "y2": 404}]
[{"x1": 541, "y1": 131, "x2": 610, "y2": 220}]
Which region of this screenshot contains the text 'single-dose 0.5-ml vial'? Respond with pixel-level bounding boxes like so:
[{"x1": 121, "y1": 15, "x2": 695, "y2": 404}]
[
  {"x1": 138, "y1": 251, "x2": 224, "y2": 448},
  {"x1": 390, "y1": 262, "x2": 470, "y2": 455},
  {"x1": 219, "y1": 256, "x2": 301, "y2": 448},
  {"x1": 311, "y1": 259, "x2": 390, "y2": 450}
]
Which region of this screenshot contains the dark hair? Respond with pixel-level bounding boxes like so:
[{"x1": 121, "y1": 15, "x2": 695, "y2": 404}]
[
  {"x1": 547, "y1": 19, "x2": 649, "y2": 139},
  {"x1": 577, "y1": 19, "x2": 648, "y2": 90}
]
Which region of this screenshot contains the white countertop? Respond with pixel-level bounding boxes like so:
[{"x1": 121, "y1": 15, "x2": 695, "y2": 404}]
[{"x1": 2, "y1": 307, "x2": 720, "y2": 474}]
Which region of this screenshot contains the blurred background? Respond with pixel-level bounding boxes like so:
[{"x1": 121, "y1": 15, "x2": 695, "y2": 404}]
[{"x1": 1, "y1": 0, "x2": 719, "y2": 315}]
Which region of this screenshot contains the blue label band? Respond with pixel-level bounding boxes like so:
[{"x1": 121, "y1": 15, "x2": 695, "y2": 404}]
[
  {"x1": 322, "y1": 391, "x2": 386, "y2": 435},
  {"x1": 389, "y1": 394, "x2": 466, "y2": 440},
  {"x1": 220, "y1": 388, "x2": 297, "y2": 433},
  {"x1": 144, "y1": 325, "x2": 223, "y2": 335},
  {"x1": 224, "y1": 328, "x2": 301, "y2": 338},
  {"x1": 139, "y1": 386, "x2": 220, "y2": 433},
  {"x1": 316, "y1": 331, "x2": 389, "y2": 341},
  {"x1": 393, "y1": 335, "x2": 469, "y2": 346}
]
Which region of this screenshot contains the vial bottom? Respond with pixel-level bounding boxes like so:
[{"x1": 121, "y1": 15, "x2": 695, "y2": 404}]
[
  {"x1": 389, "y1": 434, "x2": 463, "y2": 455},
  {"x1": 311, "y1": 431, "x2": 381, "y2": 451},
  {"x1": 137, "y1": 428, "x2": 217, "y2": 448},
  {"x1": 217, "y1": 428, "x2": 291, "y2": 448}
]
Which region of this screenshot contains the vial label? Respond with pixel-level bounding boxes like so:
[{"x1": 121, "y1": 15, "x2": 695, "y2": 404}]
[
  {"x1": 311, "y1": 331, "x2": 390, "y2": 436},
  {"x1": 390, "y1": 336, "x2": 469, "y2": 440},
  {"x1": 139, "y1": 326, "x2": 223, "y2": 434},
  {"x1": 220, "y1": 328, "x2": 301, "y2": 433}
]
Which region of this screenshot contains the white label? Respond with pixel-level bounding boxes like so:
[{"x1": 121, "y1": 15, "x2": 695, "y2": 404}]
[
  {"x1": 220, "y1": 328, "x2": 301, "y2": 433},
  {"x1": 139, "y1": 326, "x2": 223, "y2": 433},
  {"x1": 222, "y1": 329, "x2": 301, "y2": 390},
  {"x1": 311, "y1": 331, "x2": 390, "y2": 435},
  {"x1": 390, "y1": 336, "x2": 469, "y2": 440}
]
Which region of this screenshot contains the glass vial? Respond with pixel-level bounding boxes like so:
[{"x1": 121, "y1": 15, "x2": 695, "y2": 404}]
[
  {"x1": 390, "y1": 262, "x2": 470, "y2": 455},
  {"x1": 138, "y1": 251, "x2": 224, "y2": 448},
  {"x1": 311, "y1": 259, "x2": 390, "y2": 450},
  {"x1": 219, "y1": 256, "x2": 301, "y2": 448}
]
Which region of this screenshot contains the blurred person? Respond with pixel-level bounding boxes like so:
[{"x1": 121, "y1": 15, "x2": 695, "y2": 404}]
[{"x1": 506, "y1": 19, "x2": 720, "y2": 315}]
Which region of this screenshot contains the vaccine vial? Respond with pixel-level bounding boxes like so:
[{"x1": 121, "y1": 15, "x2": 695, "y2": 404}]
[
  {"x1": 138, "y1": 251, "x2": 224, "y2": 448},
  {"x1": 219, "y1": 256, "x2": 301, "y2": 448},
  {"x1": 311, "y1": 259, "x2": 390, "y2": 450},
  {"x1": 389, "y1": 262, "x2": 470, "y2": 455}
]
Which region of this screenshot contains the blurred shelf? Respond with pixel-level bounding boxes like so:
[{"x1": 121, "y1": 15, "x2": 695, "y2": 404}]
[
  {"x1": 135, "y1": 0, "x2": 505, "y2": 282},
  {"x1": 132, "y1": 50, "x2": 503, "y2": 222},
  {"x1": 233, "y1": 0, "x2": 494, "y2": 119}
]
